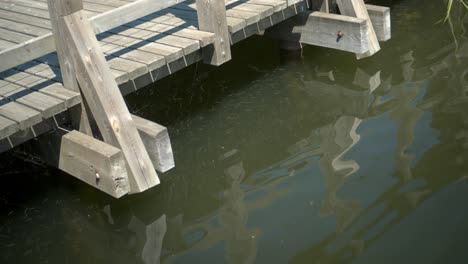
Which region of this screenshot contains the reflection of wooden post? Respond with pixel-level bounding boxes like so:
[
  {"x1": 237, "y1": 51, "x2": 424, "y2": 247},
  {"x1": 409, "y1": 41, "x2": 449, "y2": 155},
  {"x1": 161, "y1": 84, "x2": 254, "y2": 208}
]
[
  {"x1": 196, "y1": 0, "x2": 232, "y2": 66},
  {"x1": 318, "y1": 116, "x2": 362, "y2": 233}
]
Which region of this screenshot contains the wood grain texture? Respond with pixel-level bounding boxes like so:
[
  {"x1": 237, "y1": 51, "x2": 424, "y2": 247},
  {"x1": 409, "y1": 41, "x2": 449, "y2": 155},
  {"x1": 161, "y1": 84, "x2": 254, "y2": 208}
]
[
  {"x1": 336, "y1": 0, "x2": 380, "y2": 58},
  {"x1": 59, "y1": 130, "x2": 130, "y2": 198},
  {"x1": 48, "y1": 0, "x2": 94, "y2": 135},
  {"x1": 300, "y1": 12, "x2": 368, "y2": 53},
  {"x1": 62, "y1": 11, "x2": 159, "y2": 193},
  {"x1": 196, "y1": 0, "x2": 232, "y2": 65},
  {"x1": 366, "y1": 4, "x2": 391, "y2": 41},
  {"x1": 132, "y1": 115, "x2": 175, "y2": 173}
]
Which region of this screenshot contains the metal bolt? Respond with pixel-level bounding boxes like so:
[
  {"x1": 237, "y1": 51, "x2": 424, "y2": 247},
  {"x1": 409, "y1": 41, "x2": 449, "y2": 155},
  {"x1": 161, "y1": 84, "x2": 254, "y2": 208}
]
[{"x1": 336, "y1": 31, "x2": 344, "y2": 42}]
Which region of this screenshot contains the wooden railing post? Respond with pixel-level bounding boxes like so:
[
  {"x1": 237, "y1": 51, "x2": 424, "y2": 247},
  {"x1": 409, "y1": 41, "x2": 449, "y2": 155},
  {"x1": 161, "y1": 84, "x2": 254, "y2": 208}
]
[
  {"x1": 48, "y1": 0, "x2": 93, "y2": 135},
  {"x1": 196, "y1": 0, "x2": 232, "y2": 66}
]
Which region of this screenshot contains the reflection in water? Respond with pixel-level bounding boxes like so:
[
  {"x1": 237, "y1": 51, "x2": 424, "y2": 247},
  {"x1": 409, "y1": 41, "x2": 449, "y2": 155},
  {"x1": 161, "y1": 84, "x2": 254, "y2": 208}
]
[
  {"x1": 318, "y1": 116, "x2": 362, "y2": 234},
  {"x1": 128, "y1": 214, "x2": 166, "y2": 264},
  {"x1": 1, "y1": 0, "x2": 468, "y2": 263}
]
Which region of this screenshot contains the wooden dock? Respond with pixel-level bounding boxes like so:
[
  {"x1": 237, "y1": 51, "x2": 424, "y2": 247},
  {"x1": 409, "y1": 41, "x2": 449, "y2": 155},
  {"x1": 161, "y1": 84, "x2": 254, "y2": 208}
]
[{"x1": 0, "y1": 0, "x2": 390, "y2": 197}]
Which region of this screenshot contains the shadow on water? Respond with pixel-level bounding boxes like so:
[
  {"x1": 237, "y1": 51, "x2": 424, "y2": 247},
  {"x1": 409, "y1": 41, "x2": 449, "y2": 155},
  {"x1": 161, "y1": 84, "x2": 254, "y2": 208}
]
[{"x1": 1, "y1": 0, "x2": 468, "y2": 263}]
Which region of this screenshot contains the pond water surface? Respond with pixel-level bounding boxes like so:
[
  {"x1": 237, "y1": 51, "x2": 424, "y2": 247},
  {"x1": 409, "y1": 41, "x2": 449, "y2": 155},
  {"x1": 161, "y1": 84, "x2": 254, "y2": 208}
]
[{"x1": 1, "y1": 0, "x2": 468, "y2": 263}]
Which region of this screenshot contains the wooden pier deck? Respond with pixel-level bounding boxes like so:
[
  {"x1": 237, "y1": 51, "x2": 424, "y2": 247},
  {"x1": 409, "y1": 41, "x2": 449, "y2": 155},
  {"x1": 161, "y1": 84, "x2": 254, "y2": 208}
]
[
  {"x1": 0, "y1": 0, "x2": 307, "y2": 154},
  {"x1": 0, "y1": 0, "x2": 390, "y2": 197}
]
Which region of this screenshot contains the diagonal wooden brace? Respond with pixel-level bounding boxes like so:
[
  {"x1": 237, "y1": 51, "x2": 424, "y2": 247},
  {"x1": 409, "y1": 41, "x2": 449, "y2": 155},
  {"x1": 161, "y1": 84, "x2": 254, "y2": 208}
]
[{"x1": 59, "y1": 10, "x2": 160, "y2": 193}]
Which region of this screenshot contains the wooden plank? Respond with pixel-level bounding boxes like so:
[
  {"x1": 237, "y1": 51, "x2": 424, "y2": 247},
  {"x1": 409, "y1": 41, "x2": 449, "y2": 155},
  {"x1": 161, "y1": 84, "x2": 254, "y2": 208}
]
[
  {"x1": 242, "y1": 0, "x2": 288, "y2": 13},
  {"x1": 0, "y1": 115, "x2": 19, "y2": 138},
  {"x1": 0, "y1": 0, "x2": 187, "y2": 73},
  {"x1": 336, "y1": 0, "x2": 380, "y2": 58},
  {"x1": 299, "y1": 12, "x2": 368, "y2": 53},
  {"x1": 366, "y1": 4, "x2": 391, "y2": 41},
  {"x1": 0, "y1": 28, "x2": 33, "y2": 44},
  {"x1": 0, "y1": 33, "x2": 55, "y2": 74},
  {"x1": 105, "y1": 43, "x2": 166, "y2": 71},
  {"x1": 130, "y1": 23, "x2": 216, "y2": 47},
  {"x1": 91, "y1": 0, "x2": 188, "y2": 34},
  {"x1": 132, "y1": 115, "x2": 175, "y2": 173},
  {"x1": 59, "y1": 130, "x2": 130, "y2": 198},
  {"x1": 62, "y1": 11, "x2": 159, "y2": 193},
  {"x1": 0, "y1": 38, "x2": 15, "y2": 50},
  {"x1": 0, "y1": 2, "x2": 52, "y2": 19},
  {"x1": 0, "y1": 101, "x2": 42, "y2": 130},
  {"x1": 0, "y1": 0, "x2": 50, "y2": 11},
  {"x1": 196, "y1": 0, "x2": 231, "y2": 65},
  {"x1": 0, "y1": 9, "x2": 52, "y2": 30},
  {"x1": 0, "y1": 17, "x2": 50, "y2": 36},
  {"x1": 0, "y1": 82, "x2": 66, "y2": 119},
  {"x1": 225, "y1": 1, "x2": 275, "y2": 18}
]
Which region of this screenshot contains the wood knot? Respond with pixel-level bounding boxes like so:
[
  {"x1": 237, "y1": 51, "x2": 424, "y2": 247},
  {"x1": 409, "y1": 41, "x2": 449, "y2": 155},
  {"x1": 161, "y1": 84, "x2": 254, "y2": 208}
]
[{"x1": 112, "y1": 119, "x2": 120, "y2": 133}]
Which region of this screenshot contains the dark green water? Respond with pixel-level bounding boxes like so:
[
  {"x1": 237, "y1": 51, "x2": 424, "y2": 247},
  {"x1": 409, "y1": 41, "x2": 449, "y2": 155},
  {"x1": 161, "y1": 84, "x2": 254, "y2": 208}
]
[{"x1": 1, "y1": 0, "x2": 467, "y2": 263}]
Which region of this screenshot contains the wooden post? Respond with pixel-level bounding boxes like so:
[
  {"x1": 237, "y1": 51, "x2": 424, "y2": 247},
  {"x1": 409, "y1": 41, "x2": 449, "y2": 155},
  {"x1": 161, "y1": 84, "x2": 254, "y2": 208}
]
[
  {"x1": 60, "y1": 11, "x2": 160, "y2": 193},
  {"x1": 60, "y1": 131, "x2": 130, "y2": 198},
  {"x1": 196, "y1": 0, "x2": 232, "y2": 66},
  {"x1": 48, "y1": 0, "x2": 93, "y2": 135},
  {"x1": 336, "y1": 0, "x2": 380, "y2": 59},
  {"x1": 366, "y1": 5, "x2": 391, "y2": 41},
  {"x1": 132, "y1": 115, "x2": 175, "y2": 173}
]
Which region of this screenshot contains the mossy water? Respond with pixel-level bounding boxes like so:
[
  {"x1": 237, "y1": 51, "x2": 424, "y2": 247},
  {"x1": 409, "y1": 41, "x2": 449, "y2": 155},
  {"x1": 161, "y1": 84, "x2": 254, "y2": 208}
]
[{"x1": 0, "y1": 0, "x2": 467, "y2": 263}]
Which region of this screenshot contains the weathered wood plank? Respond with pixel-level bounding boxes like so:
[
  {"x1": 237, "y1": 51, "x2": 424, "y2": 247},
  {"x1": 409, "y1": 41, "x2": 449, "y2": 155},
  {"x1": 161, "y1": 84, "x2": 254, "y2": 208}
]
[
  {"x1": 0, "y1": 115, "x2": 19, "y2": 139},
  {"x1": 336, "y1": 0, "x2": 380, "y2": 58},
  {"x1": 366, "y1": 4, "x2": 391, "y2": 41},
  {"x1": 196, "y1": 0, "x2": 231, "y2": 65},
  {"x1": 0, "y1": 101, "x2": 42, "y2": 130},
  {"x1": 0, "y1": 28, "x2": 32, "y2": 44},
  {"x1": 300, "y1": 12, "x2": 369, "y2": 53},
  {"x1": 62, "y1": 11, "x2": 159, "y2": 192},
  {"x1": 59, "y1": 130, "x2": 130, "y2": 198},
  {"x1": 91, "y1": 0, "x2": 188, "y2": 34},
  {"x1": 0, "y1": 9, "x2": 52, "y2": 30},
  {"x1": 0, "y1": 79, "x2": 66, "y2": 119},
  {"x1": 132, "y1": 115, "x2": 175, "y2": 173}
]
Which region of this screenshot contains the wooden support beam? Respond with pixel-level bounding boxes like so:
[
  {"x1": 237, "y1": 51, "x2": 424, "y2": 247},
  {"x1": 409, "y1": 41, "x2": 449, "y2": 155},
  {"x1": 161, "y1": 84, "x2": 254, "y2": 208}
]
[
  {"x1": 366, "y1": 4, "x2": 391, "y2": 41},
  {"x1": 336, "y1": 0, "x2": 380, "y2": 58},
  {"x1": 300, "y1": 12, "x2": 368, "y2": 53},
  {"x1": 265, "y1": 11, "x2": 368, "y2": 54},
  {"x1": 132, "y1": 115, "x2": 175, "y2": 173},
  {"x1": 48, "y1": 0, "x2": 93, "y2": 135},
  {"x1": 196, "y1": 0, "x2": 231, "y2": 66},
  {"x1": 59, "y1": 130, "x2": 130, "y2": 198},
  {"x1": 61, "y1": 11, "x2": 160, "y2": 193}
]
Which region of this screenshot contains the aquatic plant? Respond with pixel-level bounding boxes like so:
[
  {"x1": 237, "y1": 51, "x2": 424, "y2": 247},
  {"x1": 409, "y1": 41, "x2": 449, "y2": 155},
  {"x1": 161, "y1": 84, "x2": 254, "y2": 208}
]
[{"x1": 442, "y1": 0, "x2": 468, "y2": 23}]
